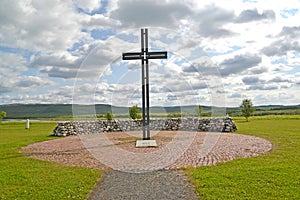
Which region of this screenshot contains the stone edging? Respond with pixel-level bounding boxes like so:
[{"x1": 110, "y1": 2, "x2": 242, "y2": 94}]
[{"x1": 52, "y1": 118, "x2": 237, "y2": 137}]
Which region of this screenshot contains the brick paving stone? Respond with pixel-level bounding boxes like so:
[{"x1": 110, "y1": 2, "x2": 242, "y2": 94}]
[{"x1": 20, "y1": 131, "x2": 272, "y2": 170}]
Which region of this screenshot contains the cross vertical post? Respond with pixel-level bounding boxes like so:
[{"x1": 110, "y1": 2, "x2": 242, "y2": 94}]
[
  {"x1": 122, "y1": 28, "x2": 167, "y2": 140},
  {"x1": 141, "y1": 28, "x2": 148, "y2": 139},
  {"x1": 145, "y1": 29, "x2": 150, "y2": 139}
]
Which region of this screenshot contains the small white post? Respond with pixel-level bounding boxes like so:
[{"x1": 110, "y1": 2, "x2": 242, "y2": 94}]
[{"x1": 26, "y1": 119, "x2": 30, "y2": 129}]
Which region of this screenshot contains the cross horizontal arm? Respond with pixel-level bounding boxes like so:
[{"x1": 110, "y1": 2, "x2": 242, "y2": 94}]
[
  {"x1": 122, "y1": 51, "x2": 168, "y2": 60},
  {"x1": 122, "y1": 52, "x2": 142, "y2": 60},
  {"x1": 147, "y1": 51, "x2": 167, "y2": 59}
]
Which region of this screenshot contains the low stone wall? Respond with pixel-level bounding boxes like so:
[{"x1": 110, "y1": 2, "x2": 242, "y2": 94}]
[{"x1": 52, "y1": 118, "x2": 237, "y2": 137}]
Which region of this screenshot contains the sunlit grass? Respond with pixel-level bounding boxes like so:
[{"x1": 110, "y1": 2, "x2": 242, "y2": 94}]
[
  {"x1": 186, "y1": 115, "x2": 300, "y2": 199},
  {"x1": 1, "y1": 116, "x2": 300, "y2": 199},
  {"x1": 0, "y1": 122, "x2": 101, "y2": 199}
]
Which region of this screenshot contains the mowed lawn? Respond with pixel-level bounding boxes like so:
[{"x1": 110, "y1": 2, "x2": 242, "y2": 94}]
[
  {"x1": 186, "y1": 116, "x2": 300, "y2": 199},
  {"x1": 1, "y1": 116, "x2": 299, "y2": 199},
  {"x1": 0, "y1": 122, "x2": 101, "y2": 200}
]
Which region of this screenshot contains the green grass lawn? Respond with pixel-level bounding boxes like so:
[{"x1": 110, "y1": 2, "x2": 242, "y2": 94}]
[
  {"x1": 186, "y1": 115, "x2": 300, "y2": 199},
  {"x1": 0, "y1": 122, "x2": 102, "y2": 200},
  {"x1": 1, "y1": 116, "x2": 300, "y2": 199}
]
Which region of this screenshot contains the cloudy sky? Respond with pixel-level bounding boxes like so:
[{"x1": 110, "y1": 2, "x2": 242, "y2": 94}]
[{"x1": 0, "y1": 0, "x2": 300, "y2": 107}]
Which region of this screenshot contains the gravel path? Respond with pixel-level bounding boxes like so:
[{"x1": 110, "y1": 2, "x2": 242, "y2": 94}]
[{"x1": 87, "y1": 170, "x2": 199, "y2": 200}]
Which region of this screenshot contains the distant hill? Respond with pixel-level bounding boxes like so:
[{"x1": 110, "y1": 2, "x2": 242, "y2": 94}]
[
  {"x1": 0, "y1": 104, "x2": 114, "y2": 119},
  {"x1": 0, "y1": 103, "x2": 299, "y2": 119},
  {"x1": 0, "y1": 104, "x2": 209, "y2": 119}
]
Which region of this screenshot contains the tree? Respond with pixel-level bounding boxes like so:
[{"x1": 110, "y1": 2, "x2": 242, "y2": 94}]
[
  {"x1": 196, "y1": 105, "x2": 202, "y2": 117},
  {"x1": 106, "y1": 112, "x2": 113, "y2": 120},
  {"x1": 240, "y1": 99, "x2": 255, "y2": 121},
  {"x1": 0, "y1": 111, "x2": 6, "y2": 123},
  {"x1": 129, "y1": 105, "x2": 140, "y2": 119},
  {"x1": 136, "y1": 113, "x2": 142, "y2": 119},
  {"x1": 167, "y1": 112, "x2": 181, "y2": 118}
]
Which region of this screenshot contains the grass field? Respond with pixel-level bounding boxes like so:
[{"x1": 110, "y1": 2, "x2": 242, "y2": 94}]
[
  {"x1": 0, "y1": 122, "x2": 101, "y2": 199},
  {"x1": 1, "y1": 116, "x2": 299, "y2": 199},
  {"x1": 186, "y1": 115, "x2": 300, "y2": 199}
]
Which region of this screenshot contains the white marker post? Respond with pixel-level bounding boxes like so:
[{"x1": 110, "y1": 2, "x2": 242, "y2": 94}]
[{"x1": 26, "y1": 119, "x2": 30, "y2": 129}]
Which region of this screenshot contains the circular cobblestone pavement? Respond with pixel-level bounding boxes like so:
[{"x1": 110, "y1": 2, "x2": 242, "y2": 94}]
[{"x1": 21, "y1": 131, "x2": 272, "y2": 170}]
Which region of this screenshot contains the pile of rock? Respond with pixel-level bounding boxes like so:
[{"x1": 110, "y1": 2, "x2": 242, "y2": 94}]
[
  {"x1": 51, "y1": 118, "x2": 237, "y2": 137},
  {"x1": 198, "y1": 118, "x2": 236, "y2": 132}
]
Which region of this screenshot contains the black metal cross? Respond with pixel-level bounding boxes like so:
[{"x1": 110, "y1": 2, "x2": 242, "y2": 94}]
[{"x1": 122, "y1": 28, "x2": 167, "y2": 140}]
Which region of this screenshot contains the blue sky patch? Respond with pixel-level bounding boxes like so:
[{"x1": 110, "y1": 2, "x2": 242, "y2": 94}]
[
  {"x1": 280, "y1": 8, "x2": 299, "y2": 18},
  {"x1": 91, "y1": 29, "x2": 116, "y2": 40}
]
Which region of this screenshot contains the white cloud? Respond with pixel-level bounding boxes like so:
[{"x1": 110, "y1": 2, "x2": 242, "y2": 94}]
[
  {"x1": 242, "y1": 76, "x2": 261, "y2": 85},
  {"x1": 193, "y1": 4, "x2": 236, "y2": 38},
  {"x1": 110, "y1": 0, "x2": 192, "y2": 28},
  {"x1": 235, "y1": 9, "x2": 276, "y2": 23},
  {"x1": 31, "y1": 51, "x2": 80, "y2": 68},
  {"x1": 0, "y1": 52, "x2": 27, "y2": 75},
  {"x1": 219, "y1": 54, "x2": 262, "y2": 76},
  {"x1": 1, "y1": 0, "x2": 300, "y2": 106},
  {"x1": 73, "y1": 0, "x2": 101, "y2": 13},
  {"x1": 81, "y1": 14, "x2": 121, "y2": 29},
  {"x1": 0, "y1": 0, "x2": 86, "y2": 51}
]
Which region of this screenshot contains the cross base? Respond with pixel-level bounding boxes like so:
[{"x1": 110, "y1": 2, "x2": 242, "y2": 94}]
[{"x1": 135, "y1": 140, "x2": 157, "y2": 148}]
